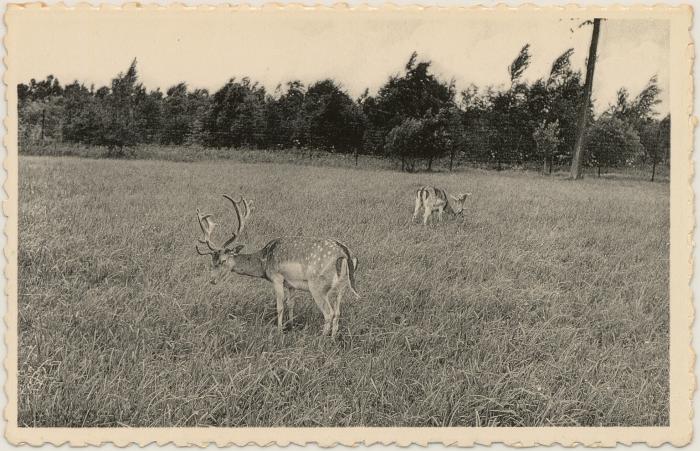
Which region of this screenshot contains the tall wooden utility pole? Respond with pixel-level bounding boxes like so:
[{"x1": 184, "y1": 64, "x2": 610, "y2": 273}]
[{"x1": 570, "y1": 18, "x2": 601, "y2": 180}]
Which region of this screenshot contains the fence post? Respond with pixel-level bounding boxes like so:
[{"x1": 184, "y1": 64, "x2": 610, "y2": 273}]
[{"x1": 41, "y1": 109, "x2": 46, "y2": 143}]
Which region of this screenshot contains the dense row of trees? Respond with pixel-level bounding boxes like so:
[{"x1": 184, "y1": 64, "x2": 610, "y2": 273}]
[{"x1": 18, "y1": 47, "x2": 670, "y2": 175}]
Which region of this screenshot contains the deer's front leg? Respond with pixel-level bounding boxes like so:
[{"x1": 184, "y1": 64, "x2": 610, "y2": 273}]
[
  {"x1": 423, "y1": 207, "x2": 432, "y2": 226},
  {"x1": 412, "y1": 196, "x2": 421, "y2": 221},
  {"x1": 272, "y1": 277, "x2": 286, "y2": 333}
]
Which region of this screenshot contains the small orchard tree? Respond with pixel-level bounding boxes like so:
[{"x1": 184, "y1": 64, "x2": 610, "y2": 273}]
[
  {"x1": 436, "y1": 106, "x2": 465, "y2": 171},
  {"x1": 18, "y1": 75, "x2": 66, "y2": 150},
  {"x1": 61, "y1": 81, "x2": 103, "y2": 146},
  {"x1": 385, "y1": 118, "x2": 425, "y2": 172},
  {"x1": 265, "y1": 81, "x2": 305, "y2": 149},
  {"x1": 299, "y1": 79, "x2": 365, "y2": 153},
  {"x1": 649, "y1": 114, "x2": 670, "y2": 182},
  {"x1": 205, "y1": 77, "x2": 267, "y2": 148},
  {"x1": 416, "y1": 114, "x2": 444, "y2": 171},
  {"x1": 99, "y1": 58, "x2": 144, "y2": 156},
  {"x1": 585, "y1": 117, "x2": 643, "y2": 176},
  {"x1": 361, "y1": 52, "x2": 454, "y2": 156},
  {"x1": 544, "y1": 49, "x2": 585, "y2": 167},
  {"x1": 533, "y1": 120, "x2": 561, "y2": 174},
  {"x1": 162, "y1": 83, "x2": 191, "y2": 145}
]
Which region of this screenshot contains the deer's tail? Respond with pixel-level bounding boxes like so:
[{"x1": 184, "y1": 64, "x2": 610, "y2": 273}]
[
  {"x1": 334, "y1": 241, "x2": 359, "y2": 298},
  {"x1": 346, "y1": 256, "x2": 359, "y2": 297}
]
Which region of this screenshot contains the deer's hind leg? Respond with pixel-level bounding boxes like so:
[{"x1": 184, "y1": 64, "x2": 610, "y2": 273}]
[
  {"x1": 271, "y1": 276, "x2": 286, "y2": 333},
  {"x1": 422, "y1": 204, "x2": 432, "y2": 226},
  {"x1": 331, "y1": 284, "x2": 347, "y2": 338},
  {"x1": 308, "y1": 280, "x2": 333, "y2": 336}
]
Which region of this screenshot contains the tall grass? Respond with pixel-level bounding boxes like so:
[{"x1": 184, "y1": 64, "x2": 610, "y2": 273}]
[{"x1": 18, "y1": 155, "x2": 669, "y2": 427}]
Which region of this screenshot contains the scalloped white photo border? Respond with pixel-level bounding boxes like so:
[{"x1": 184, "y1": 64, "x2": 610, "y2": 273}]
[{"x1": 2, "y1": 3, "x2": 694, "y2": 447}]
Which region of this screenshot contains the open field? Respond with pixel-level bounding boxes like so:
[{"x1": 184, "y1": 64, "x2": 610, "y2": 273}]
[{"x1": 18, "y1": 154, "x2": 669, "y2": 427}]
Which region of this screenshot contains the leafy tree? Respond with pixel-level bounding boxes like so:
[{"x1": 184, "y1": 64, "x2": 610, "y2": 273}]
[
  {"x1": 509, "y1": 44, "x2": 531, "y2": 83},
  {"x1": 487, "y1": 43, "x2": 536, "y2": 169},
  {"x1": 608, "y1": 77, "x2": 661, "y2": 126},
  {"x1": 358, "y1": 89, "x2": 385, "y2": 155},
  {"x1": 383, "y1": 112, "x2": 449, "y2": 172},
  {"x1": 385, "y1": 117, "x2": 424, "y2": 172},
  {"x1": 488, "y1": 84, "x2": 531, "y2": 168},
  {"x1": 266, "y1": 81, "x2": 305, "y2": 148},
  {"x1": 435, "y1": 105, "x2": 464, "y2": 171},
  {"x1": 24, "y1": 75, "x2": 64, "y2": 101},
  {"x1": 159, "y1": 84, "x2": 211, "y2": 145},
  {"x1": 362, "y1": 52, "x2": 453, "y2": 156},
  {"x1": 18, "y1": 75, "x2": 66, "y2": 149},
  {"x1": 475, "y1": 44, "x2": 539, "y2": 169},
  {"x1": 205, "y1": 77, "x2": 267, "y2": 148},
  {"x1": 17, "y1": 83, "x2": 31, "y2": 103},
  {"x1": 61, "y1": 81, "x2": 103, "y2": 145},
  {"x1": 97, "y1": 58, "x2": 145, "y2": 155},
  {"x1": 533, "y1": 120, "x2": 562, "y2": 174},
  {"x1": 648, "y1": 114, "x2": 670, "y2": 181},
  {"x1": 460, "y1": 85, "x2": 496, "y2": 164},
  {"x1": 298, "y1": 79, "x2": 365, "y2": 152},
  {"x1": 585, "y1": 116, "x2": 642, "y2": 175},
  {"x1": 607, "y1": 76, "x2": 663, "y2": 168},
  {"x1": 184, "y1": 89, "x2": 211, "y2": 145},
  {"x1": 18, "y1": 97, "x2": 64, "y2": 147},
  {"x1": 549, "y1": 48, "x2": 575, "y2": 85},
  {"x1": 543, "y1": 48, "x2": 586, "y2": 166},
  {"x1": 134, "y1": 88, "x2": 163, "y2": 144},
  {"x1": 161, "y1": 83, "x2": 191, "y2": 145}
]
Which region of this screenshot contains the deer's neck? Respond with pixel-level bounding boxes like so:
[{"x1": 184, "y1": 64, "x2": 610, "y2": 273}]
[{"x1": 232, "y1": 252, "x2": 267, "y2": 279}]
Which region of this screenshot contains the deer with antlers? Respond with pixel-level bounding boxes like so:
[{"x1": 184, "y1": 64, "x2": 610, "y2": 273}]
[
  {"x1": 413, "y1": 186, "x2": 471, "y2": 226},
  {"x1": 195, "y1": 195, "x2": 359, "y2": 338}
]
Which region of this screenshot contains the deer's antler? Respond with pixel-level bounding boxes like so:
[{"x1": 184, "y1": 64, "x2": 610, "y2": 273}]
[
  {"x1": 195, "y1": 243, "x2": 215, "y2": 255},
  {"x1": 222, "y1": 194, "x2": 251, "y2": 246},
  {"x1": 195, "y1": 196, "x2": 252, "y2": 256},
  {"x1": 195, "y1": 209, "x2": 218, "y2": 256},
  {"x1": 196, "y1": 209, "x2": 219, "y2": 248}
]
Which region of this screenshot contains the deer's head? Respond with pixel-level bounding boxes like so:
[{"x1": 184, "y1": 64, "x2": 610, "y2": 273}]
[
  {"x1": 450, "y1": 192, "x2": 472, "y2": 215},
  {"x1": 195, "y1": 195, "x2": 251, "y2": 285}
]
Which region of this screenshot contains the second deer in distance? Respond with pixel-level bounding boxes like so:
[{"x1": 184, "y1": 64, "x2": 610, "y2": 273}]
[{"x1": 413, "y1": 185, "x2": 471, "y2": 225}]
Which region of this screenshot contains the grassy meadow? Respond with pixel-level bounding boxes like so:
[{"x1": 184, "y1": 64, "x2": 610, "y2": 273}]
[{"x1": 18, "y1": 154, "x2": 669, "y2": 427}]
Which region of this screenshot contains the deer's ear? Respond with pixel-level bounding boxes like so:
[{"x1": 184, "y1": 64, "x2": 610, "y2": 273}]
[{"x1": 232, "y1": 244, "x2": 245, "y2": 254}]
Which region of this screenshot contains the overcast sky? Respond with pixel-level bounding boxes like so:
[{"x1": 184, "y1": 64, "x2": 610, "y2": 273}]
[{"x1": 12, "y1": 10, "x2": 669, "y2": 115}]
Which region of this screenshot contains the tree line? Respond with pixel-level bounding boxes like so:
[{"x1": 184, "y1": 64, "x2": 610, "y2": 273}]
[{"x1": 18, "y1": 47, "x2": 670, "y2": 177}]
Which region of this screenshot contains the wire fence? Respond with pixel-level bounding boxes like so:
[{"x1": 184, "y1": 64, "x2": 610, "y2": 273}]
[{"x1": 18, "y1": 139, "x2": 670, "y2": 183}]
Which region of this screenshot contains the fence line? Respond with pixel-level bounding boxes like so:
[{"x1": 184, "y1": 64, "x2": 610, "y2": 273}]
[{"x1": 18, "y1": 142, "x2": 670, "y2": 182}]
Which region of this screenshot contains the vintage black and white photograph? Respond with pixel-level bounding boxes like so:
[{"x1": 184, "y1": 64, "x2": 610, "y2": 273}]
[{"x1": 5, "y1": 3, "x2": 693, "y2": 446}]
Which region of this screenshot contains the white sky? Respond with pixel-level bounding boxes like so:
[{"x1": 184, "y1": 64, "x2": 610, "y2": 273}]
[{"x1": 11, "y1": 11, "x2": 669, "y2": 116}]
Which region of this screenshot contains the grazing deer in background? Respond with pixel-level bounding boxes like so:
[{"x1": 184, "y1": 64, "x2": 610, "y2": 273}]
[
  {"x1": 413, "y1": 186, "x2": 471, "y2": 225},
  {"x1": 195, "y1": 195, "x2": 359, "y2": 338}
]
